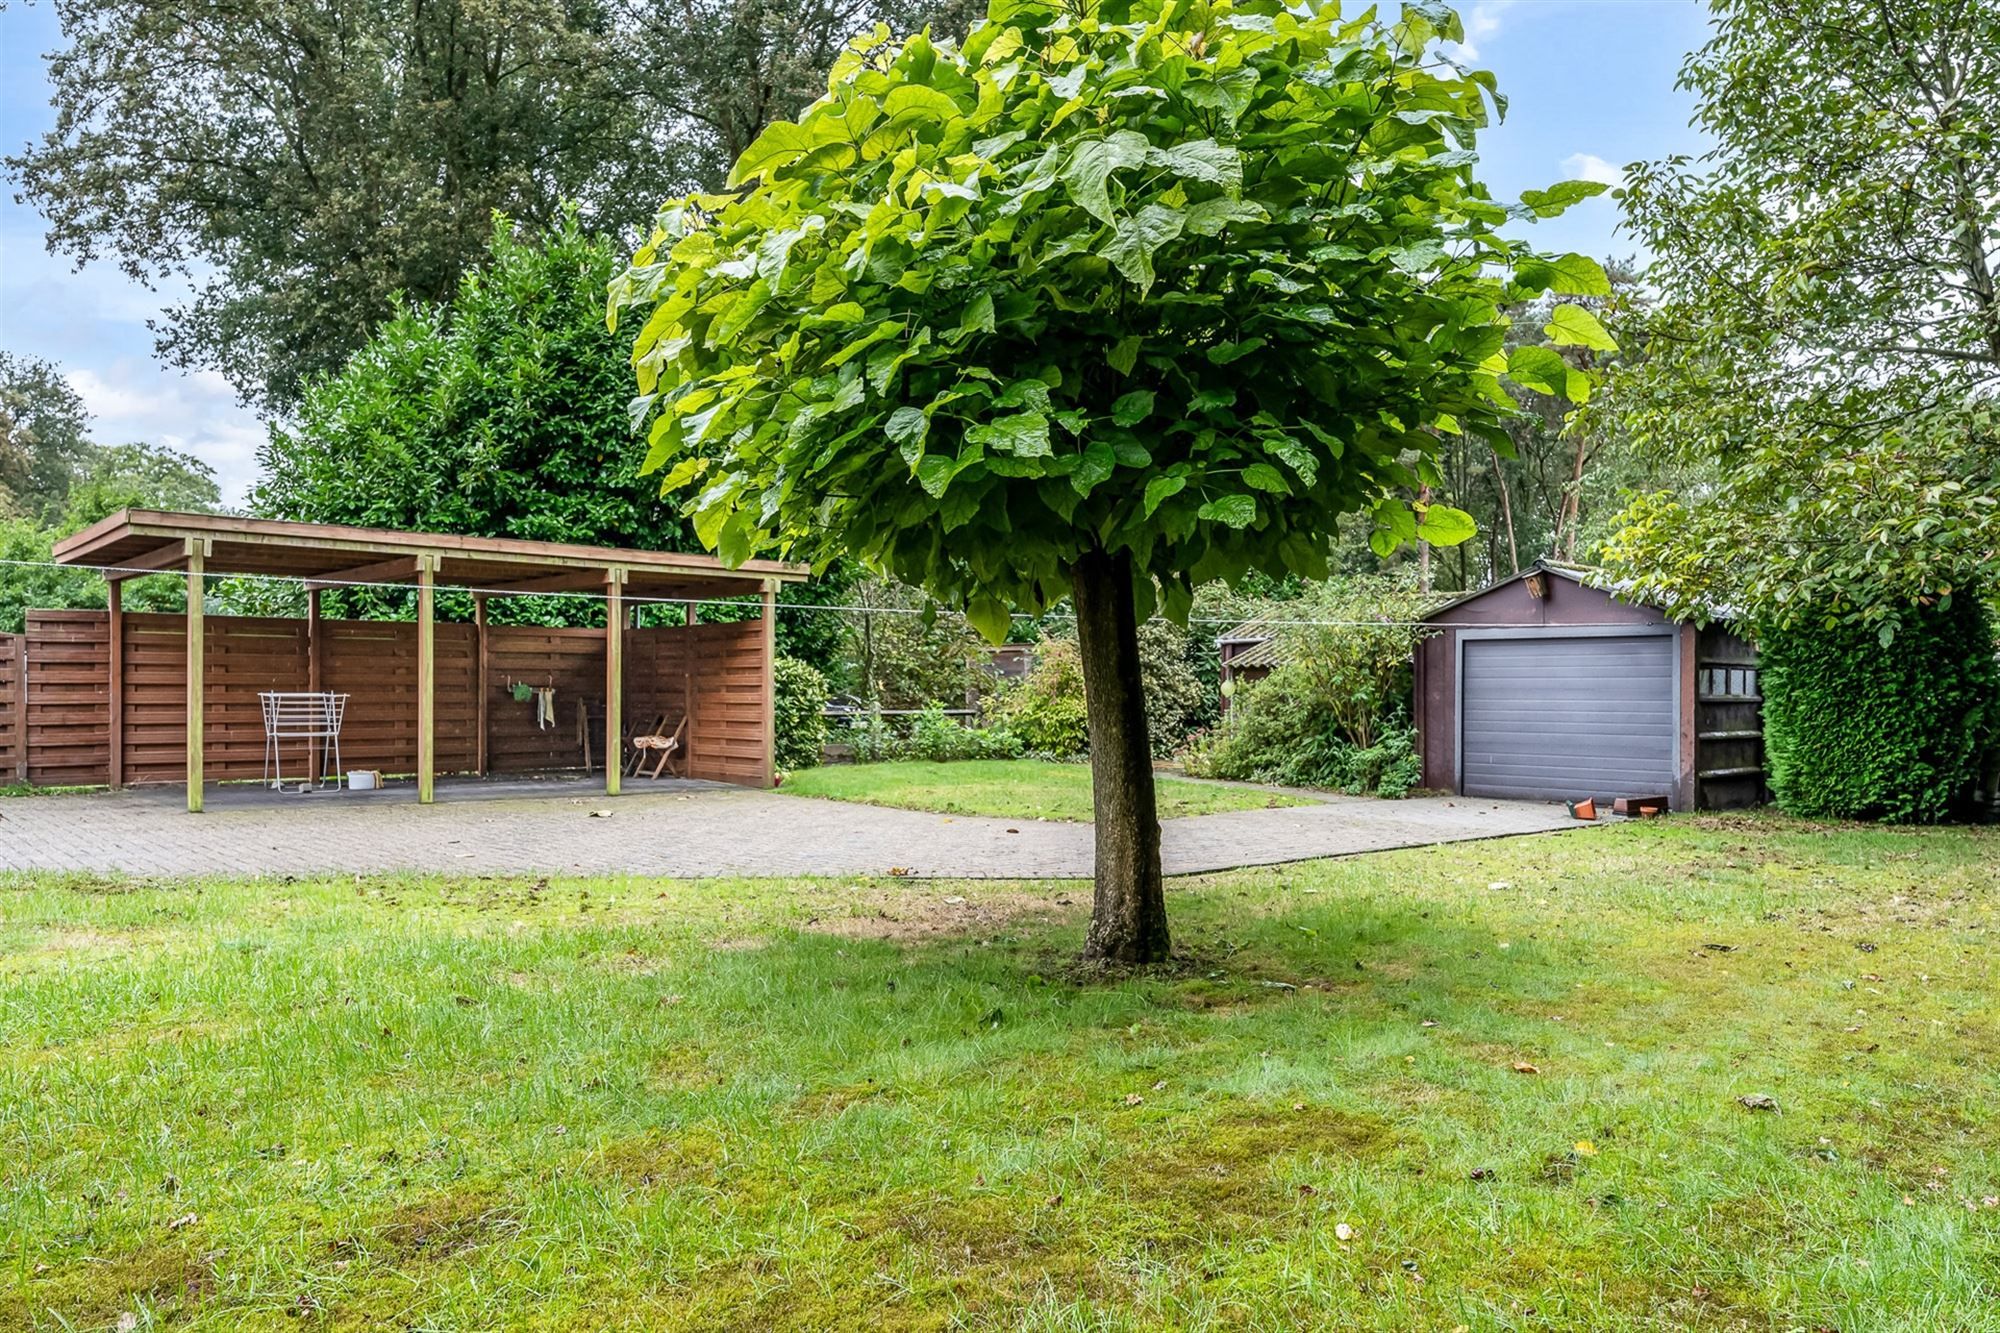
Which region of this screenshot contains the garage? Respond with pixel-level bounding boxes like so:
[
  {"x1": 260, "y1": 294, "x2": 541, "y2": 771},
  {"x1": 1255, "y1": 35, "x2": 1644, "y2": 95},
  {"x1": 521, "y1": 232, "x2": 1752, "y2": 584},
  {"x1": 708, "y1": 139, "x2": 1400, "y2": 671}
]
[
  {"x1": 1413, "y1": 562, "x2": 1765, "y2": 811},
  {"x1": 1458, "y1": 630, "x2": 1679, "y2": 801}
]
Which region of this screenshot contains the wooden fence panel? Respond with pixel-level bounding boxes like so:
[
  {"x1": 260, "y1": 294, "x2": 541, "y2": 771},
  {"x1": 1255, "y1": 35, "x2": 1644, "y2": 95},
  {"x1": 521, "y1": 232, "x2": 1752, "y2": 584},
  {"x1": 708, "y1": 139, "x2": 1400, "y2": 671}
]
[
  {"x1": 629, "y1": 619, "x2": 770, "y2": 786},
  {"x1": 24, "y1": 611, "x2": 110, "y2": 787},
  {"x1": 8, "y1": 609, "x2": 769, "y2": 790},
  {"x1": 484, "y1": 625, "x2": 605, "y2": 773},
  {"x1": 0, "y1": 634, "x2": 21, "y2": 780},
  {"x1": 321, "y1": 620, "x2": 477, "y2": 777}
]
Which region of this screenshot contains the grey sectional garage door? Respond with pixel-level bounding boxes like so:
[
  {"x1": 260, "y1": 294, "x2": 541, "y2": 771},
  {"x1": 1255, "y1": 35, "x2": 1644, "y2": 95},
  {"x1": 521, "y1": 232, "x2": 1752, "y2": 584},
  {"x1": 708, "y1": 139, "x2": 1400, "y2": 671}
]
[{"x1": 1460, "y1": 633, "x2": 1677, "y2": 801}]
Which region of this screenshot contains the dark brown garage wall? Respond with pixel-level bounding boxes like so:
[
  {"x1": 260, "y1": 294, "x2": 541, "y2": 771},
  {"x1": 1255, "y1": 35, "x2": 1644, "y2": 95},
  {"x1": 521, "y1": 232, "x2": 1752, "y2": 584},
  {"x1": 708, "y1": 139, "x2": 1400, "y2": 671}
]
[{"x1": 1415, "y1": 573, "x2": 1678, "y2": 800}]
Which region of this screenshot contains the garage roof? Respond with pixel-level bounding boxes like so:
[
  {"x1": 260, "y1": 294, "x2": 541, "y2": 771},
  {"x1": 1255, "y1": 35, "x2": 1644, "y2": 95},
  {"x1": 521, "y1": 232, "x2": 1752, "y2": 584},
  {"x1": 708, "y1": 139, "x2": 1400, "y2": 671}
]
[{"x1": 53, "y1": 509, "x2": 807, "y2": 600}]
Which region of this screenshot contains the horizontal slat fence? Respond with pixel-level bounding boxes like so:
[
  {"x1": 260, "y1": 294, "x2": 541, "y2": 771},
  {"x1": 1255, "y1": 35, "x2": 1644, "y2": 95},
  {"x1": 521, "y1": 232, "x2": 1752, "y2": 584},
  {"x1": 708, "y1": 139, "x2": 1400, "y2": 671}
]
[
  {"x1": 629, "y1": 620, "x2": 770, "y2": 785},
  {"x1": 0, "y1": 633, "x2": 21, "y2": 779},
  {"x1": 0, "y1": 609, "x2": 770, "y2": 789}
]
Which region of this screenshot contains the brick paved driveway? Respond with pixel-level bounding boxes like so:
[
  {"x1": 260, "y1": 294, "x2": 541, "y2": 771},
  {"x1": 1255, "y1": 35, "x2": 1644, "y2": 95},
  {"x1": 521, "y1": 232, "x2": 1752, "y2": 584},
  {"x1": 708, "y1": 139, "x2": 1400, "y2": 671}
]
[{"x1": 0, "y1": 778, "x2": 1580, "y2": 879}]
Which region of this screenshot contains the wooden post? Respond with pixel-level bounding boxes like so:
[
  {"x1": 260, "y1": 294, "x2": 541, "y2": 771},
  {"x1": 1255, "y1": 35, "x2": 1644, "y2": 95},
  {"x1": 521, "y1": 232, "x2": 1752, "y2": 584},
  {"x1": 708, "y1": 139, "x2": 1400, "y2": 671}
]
[
  {"x1": 605, "y1": 567, "x2": 626, "y2": 797},
  {"x1": 761, "y1": 580, "x2": 777, "y2": 788},
  {"x1": 306, "y1": 586, "x2": 322, "y2": 782},
  {"x1": 185, "y1": 539, "x2": 209, "y2": 813},
  {"x1": 684, "y1": 600, "x2": 696, "y2": 778},
  {"x1": 417, "y1": 555, "x2": 436, "y2": 804},
  {"x1": 107, "y1": 578, "x2": 124, "y2": 790},
  {"x1": 473, "y1": 593, "x2": 489, "y2": 777}
]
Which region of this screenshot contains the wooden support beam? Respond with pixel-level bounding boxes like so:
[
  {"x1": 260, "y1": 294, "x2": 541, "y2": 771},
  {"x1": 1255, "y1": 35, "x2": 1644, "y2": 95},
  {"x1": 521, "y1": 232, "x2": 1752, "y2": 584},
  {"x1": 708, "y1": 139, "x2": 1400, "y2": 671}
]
[
  {"x1": 481, "y1": 568, "x2": 612, "y2": 596},
  {"x1": 605, "y1": 567, "x2": 627, "y2": 797},
  {"x1": 110, "y1": 540, "x2": 192, "y2": 580},
  {"x1": 473, "y1": 593, "x2": 489, "y2": 777},
  {"x1": 417, "y1": 554, "x2": 437, "y2": 804},
  {"x1": 107, "y1": 579, "x2": 125, "y2": 790},
  {"x1": 761, "y1": 580, "x2": 777, "y2": 788},
  {"x1": 184, "y1": 538, "x2": 210, "y2": 813},
  {"x1": 302, "y1": 554, "x2": 422, "y2": 591}
]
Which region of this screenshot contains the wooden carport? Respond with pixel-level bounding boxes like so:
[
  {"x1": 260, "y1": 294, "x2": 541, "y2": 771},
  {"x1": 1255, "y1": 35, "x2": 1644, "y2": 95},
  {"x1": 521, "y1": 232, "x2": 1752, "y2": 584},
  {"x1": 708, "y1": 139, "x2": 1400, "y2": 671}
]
[{"x1": 41, "y1": 510, "x2": 806, "y2": 812}]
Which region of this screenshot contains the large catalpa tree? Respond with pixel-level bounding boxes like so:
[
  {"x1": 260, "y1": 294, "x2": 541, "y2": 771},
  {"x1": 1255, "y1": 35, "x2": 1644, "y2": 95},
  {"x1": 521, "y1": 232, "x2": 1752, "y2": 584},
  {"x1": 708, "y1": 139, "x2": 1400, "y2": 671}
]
[{"x1": 611, "y1": 0, "x2": 1606, "y2": 962}]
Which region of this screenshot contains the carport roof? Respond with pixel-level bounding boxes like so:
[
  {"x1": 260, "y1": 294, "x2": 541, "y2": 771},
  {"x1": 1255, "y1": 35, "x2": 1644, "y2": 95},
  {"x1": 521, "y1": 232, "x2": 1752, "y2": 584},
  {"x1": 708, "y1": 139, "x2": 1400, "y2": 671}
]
[{"x1": 53, "y1": 509, "x2": 807, "y2": 600}]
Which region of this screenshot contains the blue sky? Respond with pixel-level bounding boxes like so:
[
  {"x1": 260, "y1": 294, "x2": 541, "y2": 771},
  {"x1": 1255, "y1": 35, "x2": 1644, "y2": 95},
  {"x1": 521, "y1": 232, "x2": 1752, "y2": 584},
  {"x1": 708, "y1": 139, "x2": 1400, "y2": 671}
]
[{"x1": 0, "y1": 0, "x2": 1713, "y2": 508}]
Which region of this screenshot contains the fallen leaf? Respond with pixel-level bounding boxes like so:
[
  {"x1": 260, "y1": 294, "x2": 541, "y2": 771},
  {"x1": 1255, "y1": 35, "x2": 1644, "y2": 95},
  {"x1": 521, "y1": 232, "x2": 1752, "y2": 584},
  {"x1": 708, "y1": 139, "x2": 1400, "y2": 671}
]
[
  {"x1": 588, "y1": 809, "x2": 614, "y2": 818},
  {"x1": 1511, "y1": 1061, "x2": 1541, "y2": 1075},
  {"x1": 1573, "y1": 1140, "x2": 1599, "y2": 1157},
  {"x1": 117, "y1": 1315, "x2": 139, "y2": 1333},
  {"x1": 888, "y1": 867, "x2": 911, "y2": 877},
  {"x1": 168, "y1": 1212, "x2": 199, "y2": 1230},
  {"x1": 1124, "y1": 1093, "x2": 1144, "y2": 1106},
  {"x1": 943, "y1": 895, "x2": 966, "y2": 905},
  {"x1": 1737, "y1": 1093, "x2": 1780, "y2": 1112},
  {"x1": 1334, "y1": 1222, "x2": 1355, "y2": 1242}
]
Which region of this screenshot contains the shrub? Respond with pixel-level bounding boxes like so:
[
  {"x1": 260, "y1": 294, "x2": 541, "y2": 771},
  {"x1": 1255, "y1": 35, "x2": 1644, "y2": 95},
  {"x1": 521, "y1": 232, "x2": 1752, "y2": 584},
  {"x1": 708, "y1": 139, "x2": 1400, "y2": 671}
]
[
  {"x1": 1137, "y1": 618, "x2": 1206, "y2": 758},
  {"x1": 900, "y1": 705, "x2": 1025, "y2": 762},
  {"x1": 1760, "y1": 596, "x2": 2000, "y2": 822},
  {"x1": 772, "y1": 656, "x2": 829, "y2": 773},
  {"x1": 1183, "y1": 573, "x2": 1428, "y2": 795},
  {"x1": 989, "y1": 638, "x2": 1091, "y2": 758}
]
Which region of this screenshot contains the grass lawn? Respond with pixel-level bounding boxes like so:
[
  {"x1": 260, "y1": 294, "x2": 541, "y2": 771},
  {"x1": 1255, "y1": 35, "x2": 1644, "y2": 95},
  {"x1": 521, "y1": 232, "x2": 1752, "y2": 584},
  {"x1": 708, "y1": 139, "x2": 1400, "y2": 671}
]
[
  {"x1": 3, "y1": 818, "x2": 1998, "y2": 1330},
  {"x1": 779, "y1": 758, "x2": 1309, "y2": 822}
]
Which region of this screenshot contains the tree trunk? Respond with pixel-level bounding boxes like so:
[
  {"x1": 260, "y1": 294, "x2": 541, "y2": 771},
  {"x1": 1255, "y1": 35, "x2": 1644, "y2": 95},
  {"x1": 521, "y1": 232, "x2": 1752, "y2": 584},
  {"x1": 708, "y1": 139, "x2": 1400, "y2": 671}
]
[{"x1": 1071, "y1": 547, "x2": 1170, "y2": 964}]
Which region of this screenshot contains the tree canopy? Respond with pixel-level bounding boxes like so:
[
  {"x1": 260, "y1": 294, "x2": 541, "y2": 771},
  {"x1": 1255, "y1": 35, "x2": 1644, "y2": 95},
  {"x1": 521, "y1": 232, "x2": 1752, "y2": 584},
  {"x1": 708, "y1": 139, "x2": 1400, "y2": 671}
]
[
  {"x1": 1602, "y1": 0, "x2": 2000, "y2": 631},
  {"x1": 255, "y1": 215, "x2": 692, "y2": 612},
  {"x1": 8, "y1": 0, "x2": 979, "y2": 409},
  {"x1": 611, "y1": 0, "x2": 1605, "y2": 642}
]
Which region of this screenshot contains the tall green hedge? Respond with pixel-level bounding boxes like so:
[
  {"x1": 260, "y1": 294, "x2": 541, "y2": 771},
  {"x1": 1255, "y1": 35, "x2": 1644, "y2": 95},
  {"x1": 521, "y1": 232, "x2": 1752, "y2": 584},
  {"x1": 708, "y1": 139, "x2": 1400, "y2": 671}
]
[
  {"x1": 1760, "y1": 596, "x2": 1999, "y2": 822},
  {"x1": 772, "y1": 656, "x2": 830, "y2": 774}
]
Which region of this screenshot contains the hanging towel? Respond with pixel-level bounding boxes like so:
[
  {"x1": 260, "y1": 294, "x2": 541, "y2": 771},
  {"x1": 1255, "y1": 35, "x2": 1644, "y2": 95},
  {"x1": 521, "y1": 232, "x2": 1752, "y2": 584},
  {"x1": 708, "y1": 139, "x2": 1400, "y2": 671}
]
[{"x1": 535, "y1": 686, "x2": 556, "y2": 731}]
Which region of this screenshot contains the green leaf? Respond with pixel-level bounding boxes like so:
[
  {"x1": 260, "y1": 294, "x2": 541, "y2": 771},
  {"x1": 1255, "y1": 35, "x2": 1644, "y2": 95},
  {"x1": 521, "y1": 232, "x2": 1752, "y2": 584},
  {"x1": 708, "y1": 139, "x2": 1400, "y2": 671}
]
[
  {"x1": 886, "y1": 406, "x2": 929, "y2": 454},
  {"x1": 658, "y1": 455, "x2": 708, "y2": 491},
  {"x1": 956, "y1": 292, "x2": 996, "y2": 340},
  {"x1": 1111, "y1": 390, "x2": 1154, "y2": 427},
  {"x1": 1505, "y1": 345, "x2": 1570, "y2": 396},
  {"x1": 1514, "y1": 252, "x2": 1611, "y2": 297},
  {"x1": 1415, "y1": 503, "x2": 1477, "y2": 547},
  {"x1": 1198, "y1": 495, "x2": 1257, "y2": 528},
  {"x1": 966, "y1": 595, "x2": 1011, "y2": 645},
  {"x1": 1545, "y1": 304, "x2": 1618, "y2": 352},
  {"x1": 1145, "y1": 139, "x2": 1242, "y2": 189},
  {"x1": 1102, "y1": 204, "x2": 1187, "y2": 291},
  {"x1": 1062, "y1": 129, "x2": 1152, "y2": 225},
  {"x1": 1071, "y1": 440, "x2": 1117, "y2": 495},
  {"x1": 965, "y1": 410, "x2": 1051, "y2": 456},
  {"x1": 1142, "y1": 475, "x2": 1186, "y2": 517},
  {"x1": 1183, "y1": 197, "x2": 1267, "y2": 237},
  {"x1": 1242, "y1": 463, "x2": 1290, "y2": 494},
  {"x1": 1518, "y1": 179, "x2": 1611, "y2": 218},
  {"x1": 884, "y1": 84, "x2": 960, "y2": 124},
  {"x1": 1107, "y1": 336, "x2": 1142, "y2": 376}
]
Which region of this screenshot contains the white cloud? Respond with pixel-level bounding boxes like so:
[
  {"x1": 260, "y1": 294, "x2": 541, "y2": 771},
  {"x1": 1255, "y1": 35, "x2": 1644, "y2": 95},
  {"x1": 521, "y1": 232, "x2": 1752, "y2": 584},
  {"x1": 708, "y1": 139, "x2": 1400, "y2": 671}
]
[
  {"x1": 1442, "y1": 0, "x2": 1516, "y2": 61},
  {"x1": 1561, "y1": 152, "x2": 1626, "y2": 188},
  {"x1": 62, "y1": 361, "x2": 266, "y2": 508}
]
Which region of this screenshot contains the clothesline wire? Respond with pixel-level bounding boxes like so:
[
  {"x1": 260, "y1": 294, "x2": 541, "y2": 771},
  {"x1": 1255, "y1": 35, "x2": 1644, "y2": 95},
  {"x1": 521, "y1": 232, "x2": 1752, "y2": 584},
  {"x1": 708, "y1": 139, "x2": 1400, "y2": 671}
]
[{"x1": 1, "y1": 554, "x2": 1619, "y2": 631}]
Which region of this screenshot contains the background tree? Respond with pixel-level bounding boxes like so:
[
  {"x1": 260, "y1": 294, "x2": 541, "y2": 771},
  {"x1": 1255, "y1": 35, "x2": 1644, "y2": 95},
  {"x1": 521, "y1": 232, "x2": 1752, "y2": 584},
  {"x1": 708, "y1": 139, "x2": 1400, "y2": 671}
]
[
  {"x1": 0, "y1": 353, "x2": 94, "y2": 524},
  {"x1": 1604, "y1": 0, "x2": 2000, "y2": 632},
  {"x1": 611, "y1": 0, "x2": 1602, "y2": 962},
  {"x1": 9, "y1": 0, "x2": 979, "y2": 410},
  {"x1": 0, "y1": 366, "x2": 221, "y2": 632}
]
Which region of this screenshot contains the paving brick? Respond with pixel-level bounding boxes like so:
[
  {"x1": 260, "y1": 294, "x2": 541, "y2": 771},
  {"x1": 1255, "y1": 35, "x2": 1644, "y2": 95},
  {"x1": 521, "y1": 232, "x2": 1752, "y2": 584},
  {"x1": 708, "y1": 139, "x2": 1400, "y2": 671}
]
[{"x1": 0, "y1": 780, "x2": 1579, "y2": 879}]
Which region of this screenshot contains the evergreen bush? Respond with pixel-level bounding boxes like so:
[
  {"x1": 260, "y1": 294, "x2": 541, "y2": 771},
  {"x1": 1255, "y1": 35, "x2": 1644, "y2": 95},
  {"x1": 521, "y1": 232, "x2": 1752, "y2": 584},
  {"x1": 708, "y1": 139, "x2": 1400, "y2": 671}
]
[
  {"x1": 773, "y1": 656, "x2": 830, "y2": 773},
  {"x1": 1760, "y1": 596, "x2": 1999, "y2": 822}
]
